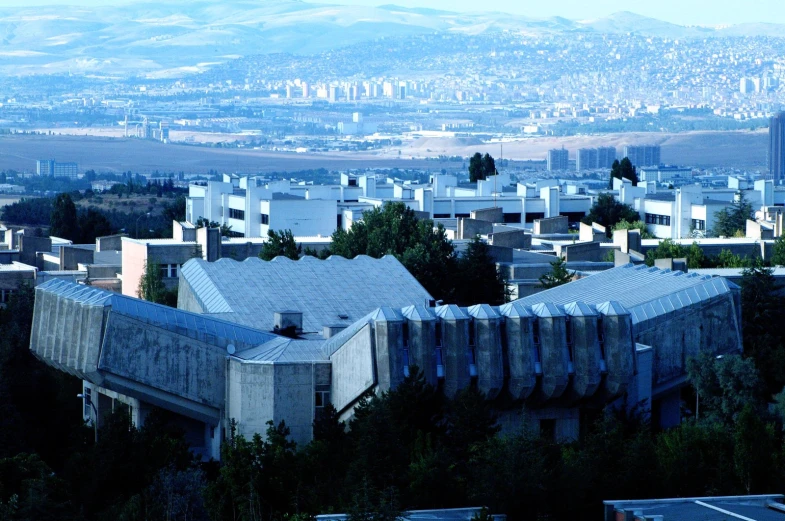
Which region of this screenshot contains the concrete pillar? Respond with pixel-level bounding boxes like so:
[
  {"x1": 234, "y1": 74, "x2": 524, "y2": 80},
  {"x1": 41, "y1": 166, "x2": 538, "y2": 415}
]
[
  {"x1": 373, "y1": 314, "x2": 405, "y2": 391},
  {"x1": 532, "y1": 302, "x2": 569, "y2": 401},
  {"x1": 435, "y1": 304, "x2": 470, "y2": 398},
  {"x1": 401, "y1": 305, "x2": 437, "y2": 386},
  {"x1": 596, "y1": 301, "x2": 635, "y2": 398},
  {"x1": 499, "y1": 301, "x2": 537, "y2": 400},
  {"x1": 564, "y1": 301, "x2": 603, "y2": 400},
  {"x1": 467, "y1": 304, "x2": 504, "y2": 399}
]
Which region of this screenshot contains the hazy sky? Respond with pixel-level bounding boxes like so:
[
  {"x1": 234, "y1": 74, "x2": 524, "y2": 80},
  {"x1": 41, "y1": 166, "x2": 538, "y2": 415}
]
[{"x1": 0, "y1": 0, "x2": 781, "y2": 26}]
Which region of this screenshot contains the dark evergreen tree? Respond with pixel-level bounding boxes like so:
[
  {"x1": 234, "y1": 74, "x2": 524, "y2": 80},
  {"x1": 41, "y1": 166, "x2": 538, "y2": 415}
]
[
  {"x1": 608, "y1": 157, "x2": 638, "y2": 188},
  {"x1": 538, "y1": 257, "x2": 574, "y2": 288},
  {"x1": 49, "y1": 193, "x2": 79, "y2": 241},
  {"x1": 453, "y1": 236, "x2": 508, "y2": 306},
  {"x1": 259, "y1": 229, "x2": 301, "y2": 261}
]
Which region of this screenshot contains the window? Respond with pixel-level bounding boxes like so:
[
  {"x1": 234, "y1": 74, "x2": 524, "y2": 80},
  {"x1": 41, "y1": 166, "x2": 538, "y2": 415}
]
[
  {"x1": 503, "y1": 212, "x2": 522, "y2": 223},
  {"x1": 261, "y1": 213, "x2": 269, "y2": 225},
  {"x1": 229, "y1": 208, "x2": 245, "y2": 220},
  {"x1": 691, "y1": 219, "x2": 706, "y2": 231},
  {"x1": 433, "y1": 213, "x2": 451, "y2": 219},
  {"x1": 348, "y1": 178, "x2": 357, "y2": 186},
  {"x1": 337, "y1": 214, "x2": 343, "y2": 229},
  {"x1": 0, "y1": 289, "x2": 15, "y2": 304},
  {"x1": 315, "y1": 391, "x2": 331, "y2": 408},
  {"x1": 645, "y1": 213, "x2": 671, "y2": 226},
  {"x1": 159, "y1": 264, "x2": 179, "y2": 278},
  {"x1": 539, "y1": 419, "x2": 556, "y2": 442},
  {"x1": 525, "y1": 212, "x2": 545, "y2": 223},
  {"x1": 83, "y1": 387, "x2": 92, "y2": 418},
  {"x1": 455, "y1": 213, "x2": 470, "y2": 218}
]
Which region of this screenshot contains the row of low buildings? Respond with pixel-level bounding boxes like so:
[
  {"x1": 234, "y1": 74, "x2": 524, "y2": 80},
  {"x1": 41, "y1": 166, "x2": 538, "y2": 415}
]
[{"x1": 184, "y1": 169, "x2": 783, "y2": 244}]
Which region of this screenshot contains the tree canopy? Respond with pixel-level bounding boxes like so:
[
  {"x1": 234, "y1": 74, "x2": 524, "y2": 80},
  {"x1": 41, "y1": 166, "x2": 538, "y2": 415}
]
[
  {"x1": 49, "y1": 193, "x2": 79, "y2": 241},
  {"x1": 468, "y1": 153, "x2": 496, "y2": 183},
  {"x1": 712, "y1": 191, "x2": 753, "y2": 237},
  {"x1": 608, "y1": 157, "x2": 638, "y2": 188},
  {"x1": 538, "y1": 257, "x2": 574, "y2": 288},
  {"x1": 259, "y1": 229, "x2": 301, "y2": 261},
  {"x1": 581, "y1": 193, "x2": 640, "y2": 233}
]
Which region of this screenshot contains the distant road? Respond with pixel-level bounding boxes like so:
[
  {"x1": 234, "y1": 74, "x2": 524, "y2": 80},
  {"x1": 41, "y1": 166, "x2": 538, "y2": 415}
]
[{"x1": 0, "y1": 130, "x2": 769, "y2": 175}]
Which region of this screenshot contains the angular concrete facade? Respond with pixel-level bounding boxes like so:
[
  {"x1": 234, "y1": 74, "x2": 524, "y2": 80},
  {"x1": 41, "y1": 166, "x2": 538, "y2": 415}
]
[{"x1": 31, "y1": 260, "x2": 743, "y2": 454}]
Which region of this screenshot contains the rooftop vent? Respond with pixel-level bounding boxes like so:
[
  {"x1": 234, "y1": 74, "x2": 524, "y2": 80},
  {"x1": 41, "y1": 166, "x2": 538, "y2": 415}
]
[{"x1": 274, "y1": 311, "x2": 302, "y2": 333}]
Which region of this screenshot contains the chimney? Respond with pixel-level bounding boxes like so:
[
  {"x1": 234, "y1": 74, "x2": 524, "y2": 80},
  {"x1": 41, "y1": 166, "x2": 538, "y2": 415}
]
[
  {"x1": 323, "y1": 325, "x2": 347, "y2": 339},
  {"x1": 274, "y1": 311, "x2": 303, "y2": 333}
]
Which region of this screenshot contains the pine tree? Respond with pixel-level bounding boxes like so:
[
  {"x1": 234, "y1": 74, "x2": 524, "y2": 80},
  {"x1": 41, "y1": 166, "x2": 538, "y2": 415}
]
[{"x1": 538, "y1": 257, "x2": 574, "y2": 288}]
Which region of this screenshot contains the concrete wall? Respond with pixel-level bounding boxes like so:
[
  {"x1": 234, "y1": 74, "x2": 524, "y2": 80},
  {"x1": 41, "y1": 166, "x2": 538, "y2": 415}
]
[
  {"x1": 562, "y1": 241, "x2": 606, "y2": 262},
  {"x1": 99, "y1": 313, "x2": 226, "y2": 413},
  {"x1": 96, "y1": 235, "x2": 126, "y2": 252},
  {"x1": 457, "y1": 218, "x2": 494, "y2": 239},
  {"x1": 60, "y1": 246, "x2": 94, "y2": 270},
  {"x1": 635, "y1": 293, "x2": 742, "y2": 387},
  {"x1": 489, "y1": 229, "x2": 531, "y2": 249},
  {"x1": 534, "y1": 216, "x2": 569, "y2": 235},
  {"x1": 330, "y1": 324, "x2": 376, "y2": 413},
  {"x1": 19, "y1": 235, "x2": 51, "y2": 267},
  {"x1": 470, "y1": 207, "x2": 504, "y2": 223}
]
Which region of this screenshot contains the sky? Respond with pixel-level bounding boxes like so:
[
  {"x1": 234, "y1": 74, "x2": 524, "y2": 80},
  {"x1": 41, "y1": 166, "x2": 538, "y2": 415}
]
[{"x1": 0, "y1": 0, "x2": 782, "y2": 26}]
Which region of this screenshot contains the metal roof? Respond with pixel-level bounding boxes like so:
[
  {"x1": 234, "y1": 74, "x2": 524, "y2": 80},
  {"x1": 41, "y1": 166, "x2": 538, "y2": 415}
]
[
  {"x1": 179, "y1": 255, "x2": 433, "y2": 333},
  {"x1": 514, "y1": 264, "x2": 737, "y2": 326},
  {"x1": 35, "y1": 279, "x2": 279, "y2": 350}
]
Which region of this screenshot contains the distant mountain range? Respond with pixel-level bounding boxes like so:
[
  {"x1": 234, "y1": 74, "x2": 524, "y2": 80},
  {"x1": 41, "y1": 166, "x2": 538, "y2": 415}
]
[{"x1": 0, "y1": 0, "x2": 782, "y2": 76}]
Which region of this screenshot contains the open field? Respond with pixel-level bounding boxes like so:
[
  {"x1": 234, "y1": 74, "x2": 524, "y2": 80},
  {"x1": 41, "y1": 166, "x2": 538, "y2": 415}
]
[
  {"x1": 0, "y1": 130, "x2": 770, "y2": 175},
  {"x1": 395, "y1": 130, "x2": 769, "y2": 170}
]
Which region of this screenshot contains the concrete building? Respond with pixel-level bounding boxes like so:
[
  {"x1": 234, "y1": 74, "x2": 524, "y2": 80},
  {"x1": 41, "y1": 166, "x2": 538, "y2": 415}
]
[
  {"x1": 36, "y1": 159, "x2": 79, "y2": 179},
  {"x1": 31, "y1": 257, "x2": 742, "y2": 456},
  {"x1": 623, "y1": 145, "x2": 661, "y2": 168},
  {"x1": 185, "y1": 173, "x2": 593, "y2": 237},
  {"x1": 547, "y1": 148, "x2": 569, "y2": 171},
  {"x1": 769, "y1": 111, "x2": 785, "y2": 184},
  {"x1": 576, "y1": 148, "x2": 598, "y2": 171},
  {"x1": 638, "y1": 166, "x2": 692, "y2": 185},
  {"x1": 597, "y1": 146, "x2": 617, "y2": 169}
]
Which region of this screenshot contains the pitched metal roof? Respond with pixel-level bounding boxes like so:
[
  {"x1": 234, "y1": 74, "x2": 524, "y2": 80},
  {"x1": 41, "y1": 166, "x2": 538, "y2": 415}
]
[
  {"x1": 514, "y1": 264, "x2": 738, "y2": 325},
  {"x1": 35, "y1": 279, "x2": 279, "y2": 351},
  {"x1": 179, "y1": 255, "x2": 433, "y2": 333}
]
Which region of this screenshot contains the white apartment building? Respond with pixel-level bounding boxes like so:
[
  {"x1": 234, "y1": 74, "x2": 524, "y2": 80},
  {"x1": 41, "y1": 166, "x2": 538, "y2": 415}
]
[
  {"x1": 186, "y1": 173, "x2": 594, "y2": 238},
  {"x1": 614, "y1": 178, "x2": 783, "y2": 239}
]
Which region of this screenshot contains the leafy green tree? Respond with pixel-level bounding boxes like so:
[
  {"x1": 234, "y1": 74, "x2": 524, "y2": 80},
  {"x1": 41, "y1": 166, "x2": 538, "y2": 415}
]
[
  {"x1": 453, "y1": 236, "x2": 508, "y2": 306},
  {"x1": 260, "y1": 229, "x2": 301, "y2": 261},
  {"x1": 686, "y1": 353, "x2": 761, "y2": 424},
  {"x1": 712, "y1": 191, "x2": 754, "y2": 237},
  {"x1": 612, "y1": 219, "x2": 653, "y2": 239},
  {"x1": 740, "y1": 261, "x2": 785, "y2": 397},
  {"x1": 772, "y1": 234, "x2": 785, "y2": 266},
  {"x1": 733, "y1": 405, "x2": 778, "y2": 494},
  {"x1": 645, "y1": 239, "x2": 687, "y2": 267},
  {"x1": 581, "y1": 193, "x2": 640, "y2": 233},
  {"x1": 331, "y1": 202, "x2": 458, "y2": 302},
  {"x1": 715, "y1": 249, "x2": 747, "y2": 268},
  {"x1": 49, "y1": 193, "x2": 79, "y2": 241},
  {"x1": 608, "y1": 157, "x2": 638, "y2": 188},
  {"x1": 137, "y1": 261, "x2": 174, "y2": 306},
  {"x1": 538, "y1": 257, "x2": 574, "y2": 288},
  {"x1": 194, "y1": 217, "x2": 233, "y2": 237}
]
